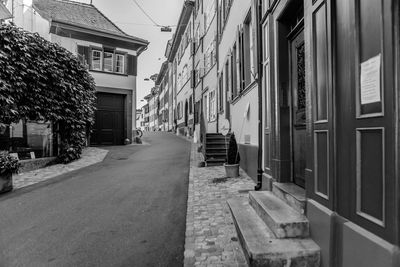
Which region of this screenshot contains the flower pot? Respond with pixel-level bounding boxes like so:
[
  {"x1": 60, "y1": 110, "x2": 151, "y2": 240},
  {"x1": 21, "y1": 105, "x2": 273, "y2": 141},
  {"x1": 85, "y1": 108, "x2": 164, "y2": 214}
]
[
  {"x1": 0, "y1": 171, "x2": 13, "y2": 193},
  {"x1": 224, "y1": 163, "x2": 240, "y2": 178}
]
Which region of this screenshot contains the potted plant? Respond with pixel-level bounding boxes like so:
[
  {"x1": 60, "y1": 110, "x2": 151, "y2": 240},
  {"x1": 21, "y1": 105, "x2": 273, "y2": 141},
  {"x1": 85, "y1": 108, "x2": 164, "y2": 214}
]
[
  {"x1": 224, "y1": 133, "x2": 240, "y2": 178},
  {"x1": 0, "y1": 151, "x2": 20, "y2": 193}
]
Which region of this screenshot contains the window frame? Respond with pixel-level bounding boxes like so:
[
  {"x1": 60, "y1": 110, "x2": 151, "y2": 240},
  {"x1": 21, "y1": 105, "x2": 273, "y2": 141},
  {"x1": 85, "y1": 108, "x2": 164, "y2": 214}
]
[
  {"x1": 103, "y1": 51, "x2": 114, "y2": 72},
  {"x1": 115, "y1": 53, "x2": 125, "y2": 74},
  {"x1": 91, "y1": 49, "x2": 102, "y2": 71}
]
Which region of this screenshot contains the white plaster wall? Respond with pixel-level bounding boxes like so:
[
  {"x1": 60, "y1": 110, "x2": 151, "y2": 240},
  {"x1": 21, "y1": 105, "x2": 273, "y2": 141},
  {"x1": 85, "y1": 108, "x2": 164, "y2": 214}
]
[
  {"x1": 218, "y1": 0, "x2": 251, "y2": 64},
  {"x1": 230, "y1": 84, "x2": 258, "y2": 146},
  {"x1": 217, "y1": 0, "x2": 256, "y2": 145},
  {"x1": 7, "y1": 0, "x2": 51, "y2": 40}
]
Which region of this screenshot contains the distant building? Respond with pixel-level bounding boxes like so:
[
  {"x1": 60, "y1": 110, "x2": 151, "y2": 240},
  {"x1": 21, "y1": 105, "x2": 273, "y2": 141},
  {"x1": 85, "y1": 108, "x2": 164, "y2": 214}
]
[
  {"x1": 166, "y1": 0, "x2": 195, "y2": 137},
  {"x1": 155, "y1": 61, "x2": 170, "y2": 131},
  {"x1": 6, "y1": 0, "x2": 149, "y2": 146},
  {"x1": 147, "y1": 87, "x2": 159, "y2": 131}
]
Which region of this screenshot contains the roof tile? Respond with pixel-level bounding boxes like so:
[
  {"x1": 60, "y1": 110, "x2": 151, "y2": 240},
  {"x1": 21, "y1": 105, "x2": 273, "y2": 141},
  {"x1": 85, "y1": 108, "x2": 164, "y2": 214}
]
[{"x1": 33, "y1": 0, "x2": 143, "y2": 41}]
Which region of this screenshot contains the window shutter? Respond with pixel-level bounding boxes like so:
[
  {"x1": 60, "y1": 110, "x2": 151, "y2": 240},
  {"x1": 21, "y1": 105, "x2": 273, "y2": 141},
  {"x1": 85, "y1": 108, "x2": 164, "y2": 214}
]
[
  {"x1": 77, "y1": 45, "x2": 84, "y2": 62},
  {"x1": 86, "y1": 46, "x2": 92, "y2": 69},
  {"x1": 251, "y1": 0, "x2": 259, "y2": 76},
  {"x1": 77, "y1": 45, "x2": 90, "y2": 68},
  {"x1": 124, "y1": 54, "x2": 128, "y2": 74},
  {"x1": 239, "y1": 25, "x2": 245, "y2": 91},
  {"x1": 127, "y1": 55, "x2": 137, "y2": 76}
]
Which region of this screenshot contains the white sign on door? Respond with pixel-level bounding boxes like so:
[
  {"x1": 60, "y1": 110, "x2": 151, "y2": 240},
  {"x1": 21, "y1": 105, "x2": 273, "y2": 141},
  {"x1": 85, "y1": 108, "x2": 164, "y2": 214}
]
[{"x1": 360, "y1": 54, "x2": 381, "y2": 105}]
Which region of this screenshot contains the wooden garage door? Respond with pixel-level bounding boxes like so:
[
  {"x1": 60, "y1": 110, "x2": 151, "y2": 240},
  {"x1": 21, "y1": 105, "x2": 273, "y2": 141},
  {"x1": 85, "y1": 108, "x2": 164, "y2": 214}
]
[{"x1": 90, "y1": 93, "x2": 125, "y2": 146}]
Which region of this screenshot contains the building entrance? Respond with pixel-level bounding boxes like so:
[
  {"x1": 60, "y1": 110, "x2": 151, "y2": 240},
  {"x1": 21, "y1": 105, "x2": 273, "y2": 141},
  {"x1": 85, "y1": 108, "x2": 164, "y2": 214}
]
[{"x1": 289, "y1": 29, "x2": 306, "y2": 188}]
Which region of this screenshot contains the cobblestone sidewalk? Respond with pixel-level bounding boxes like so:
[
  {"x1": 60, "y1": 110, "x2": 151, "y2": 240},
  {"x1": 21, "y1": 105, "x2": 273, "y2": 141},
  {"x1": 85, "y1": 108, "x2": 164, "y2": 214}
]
[
  {"x1": 13, "y1": 147, "x2": 109, "y2": 190},
  {"x1": 184, "y1": 142, "x2": 255, "y2": 267}
]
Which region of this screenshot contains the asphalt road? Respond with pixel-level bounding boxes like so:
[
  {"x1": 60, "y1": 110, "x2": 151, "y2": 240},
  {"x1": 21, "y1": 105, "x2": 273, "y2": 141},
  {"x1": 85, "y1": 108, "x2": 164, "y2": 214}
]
[{"x1": 0, "y1": 132, "x2": 191, "y2": 267}]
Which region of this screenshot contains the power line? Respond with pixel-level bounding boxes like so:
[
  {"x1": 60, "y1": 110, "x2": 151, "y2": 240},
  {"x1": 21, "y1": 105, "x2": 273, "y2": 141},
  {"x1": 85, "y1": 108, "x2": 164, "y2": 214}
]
[
  {"x1": 130, "y1": 0, "x2": 161, "y2": 27},
  {"x1": 115, "y1": 21, "x2": 178, "y2": 27}
]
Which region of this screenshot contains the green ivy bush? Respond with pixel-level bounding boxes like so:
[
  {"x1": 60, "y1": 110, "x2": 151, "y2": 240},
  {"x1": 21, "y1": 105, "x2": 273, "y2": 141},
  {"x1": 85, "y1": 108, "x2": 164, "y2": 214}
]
[{"x1": 0, "y1": 23, "x2": 96, "y2": 163}]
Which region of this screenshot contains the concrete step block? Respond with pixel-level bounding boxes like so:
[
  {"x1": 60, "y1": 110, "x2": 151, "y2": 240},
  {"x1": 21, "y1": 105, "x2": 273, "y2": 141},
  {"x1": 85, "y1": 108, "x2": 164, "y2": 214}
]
[
  {"x1": 272, "y1": 182, "x2": 306, "y2": 214},
  {"x1": 249, "y1": 191, "x2": 309, "y2": 238},
  {"x1": 228, "y1": 198, "x2": 320, "y2": 267}
]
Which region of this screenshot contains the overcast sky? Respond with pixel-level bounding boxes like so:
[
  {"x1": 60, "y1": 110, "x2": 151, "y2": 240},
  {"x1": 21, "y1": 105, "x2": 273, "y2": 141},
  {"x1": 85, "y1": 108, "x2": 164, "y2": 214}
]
[{"x1": 77, "y1": 0, "x2": 184, "y2": 108}]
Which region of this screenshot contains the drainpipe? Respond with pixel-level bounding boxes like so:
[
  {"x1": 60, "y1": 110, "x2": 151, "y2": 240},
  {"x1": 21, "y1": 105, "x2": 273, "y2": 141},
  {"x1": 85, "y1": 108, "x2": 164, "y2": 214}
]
[
  {"x1": 215, "y1": 0, "x2": 219, "y2": 134},
  {"x1": 255, "y1": 0, "x2": 263, "y2": 191}
]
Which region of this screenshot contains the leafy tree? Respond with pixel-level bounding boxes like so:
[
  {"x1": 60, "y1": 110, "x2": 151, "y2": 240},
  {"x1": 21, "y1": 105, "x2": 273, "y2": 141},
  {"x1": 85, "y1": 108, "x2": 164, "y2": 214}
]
[{"x1": 0, "y1": 23, "x2": 96, "y2": 163}]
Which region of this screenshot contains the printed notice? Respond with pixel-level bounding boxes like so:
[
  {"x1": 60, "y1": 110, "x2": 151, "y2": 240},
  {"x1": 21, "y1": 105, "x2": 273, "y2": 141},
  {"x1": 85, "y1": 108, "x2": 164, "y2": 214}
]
[{"x1": 360, "y1": 54, "x2": 381, "y2": 105}]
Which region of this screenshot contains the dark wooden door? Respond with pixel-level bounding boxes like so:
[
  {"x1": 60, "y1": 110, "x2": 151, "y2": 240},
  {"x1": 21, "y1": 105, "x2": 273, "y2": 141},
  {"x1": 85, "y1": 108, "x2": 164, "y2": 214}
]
[
  {"x1": 335, "y1": 0, "x2": 397, "y2": 243},
  {"x1": 290, "y1": 30, "x2": 306, "y2": 188},
  {"x1": 91, "y1": 93, "x2": 125, "y2": 146}
]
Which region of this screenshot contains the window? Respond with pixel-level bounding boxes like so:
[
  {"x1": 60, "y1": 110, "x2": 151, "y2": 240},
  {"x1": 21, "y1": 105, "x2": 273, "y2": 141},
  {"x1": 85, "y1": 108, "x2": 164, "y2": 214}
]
[
  {"x1": 244, "y1": 12, "x2": 255, "y2": 85},
  {"x1": 231, "y1": 44, "x2": 239, "y2": 98},
  {"x1": 116, "y1": 54, "x2": 125, "y2": 74},
  {"x1": 218, "y1": 73, "x2": 224, "y2": 112},
  {"x1": 189, "y1": 96, "x2": 193, "y2": 114},
  {"x1": 209, "y1": 90, "x2": 216, "y2": 121},
  {"x1": 204, "y1": 0, "x2": 216, "y2": 32},
  {"x1": 204, "y1": 40, "x2": 216, "y2": 73},
  {"x1": 218, "y1": 0, "x2": 234, "y2": 36},
  {"x1": 204, "y1": 94, "x2": 209, "y2": 122},
  {"x1": 92, "y1": 50, "x2": 102, "y2": 70},
  {"x1": 86, "y1": 47, "x2": 129, "y2": 74},
  {"x1": 225, "y1": 59, "x2": 231, "y2": 100},
  {"x1": 103, "y1": 52, "x2": 113, "y2": 72}
]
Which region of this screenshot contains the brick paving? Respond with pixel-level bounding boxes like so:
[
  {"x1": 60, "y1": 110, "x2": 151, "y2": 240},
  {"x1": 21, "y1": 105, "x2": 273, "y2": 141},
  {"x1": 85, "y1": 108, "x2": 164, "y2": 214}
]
[
  {"x1": 184, "y1": 142, "x2": 255, "y2": 267},
  {"x1": 13, "y1": 147, "x2": 108, "y2": 190}
]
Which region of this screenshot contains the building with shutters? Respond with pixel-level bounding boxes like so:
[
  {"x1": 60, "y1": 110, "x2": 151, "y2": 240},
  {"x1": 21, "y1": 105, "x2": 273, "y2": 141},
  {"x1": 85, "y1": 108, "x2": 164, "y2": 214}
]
[
  {"x1": 224, "y1": 0, "x2": 400, "y2": 266},
  {"x1": 166, "y1": 0, "x2": 195, "y2": 137},
  {"x1": 6, "y1": 0, "x2": 149, "y2": 146},
  {"x1": 197, "y1": 0, "x2": 218, "y2": 136},
  {"x1": 155, "y1": 61, "x2": 170, "y2": 131},
  {"x1": 147, "y1": 87, "x2": 159, "y2": 131},
  {"x1": 139, "y1": 103, "x2": 149, "y2": 132}
]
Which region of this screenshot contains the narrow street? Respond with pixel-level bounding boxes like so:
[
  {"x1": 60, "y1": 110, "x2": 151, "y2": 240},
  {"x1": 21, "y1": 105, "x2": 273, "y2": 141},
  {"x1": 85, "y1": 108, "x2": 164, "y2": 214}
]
[{"x1": 0, "y1": 132, "x2": 190, "y2": 267}]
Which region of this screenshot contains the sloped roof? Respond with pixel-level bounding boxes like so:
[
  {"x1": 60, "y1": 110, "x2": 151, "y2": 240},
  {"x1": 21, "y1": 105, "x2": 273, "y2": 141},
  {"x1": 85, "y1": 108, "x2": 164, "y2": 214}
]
[
  {"x1": 32, "y1": 0, "x2": 148, "y2": 44},
  {"x1": 0, "y1": 2, "x2": 12, "y2": 20}
]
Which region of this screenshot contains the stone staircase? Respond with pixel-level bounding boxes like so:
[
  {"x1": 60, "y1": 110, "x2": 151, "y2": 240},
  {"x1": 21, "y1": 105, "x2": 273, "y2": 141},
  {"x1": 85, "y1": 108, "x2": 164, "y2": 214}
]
[
  {"x1": 227, "y1": 183, "x2": 320, "y2": 266},
  {"x1": 204, "y1": 133, "x2": 230, "y2": 166}
]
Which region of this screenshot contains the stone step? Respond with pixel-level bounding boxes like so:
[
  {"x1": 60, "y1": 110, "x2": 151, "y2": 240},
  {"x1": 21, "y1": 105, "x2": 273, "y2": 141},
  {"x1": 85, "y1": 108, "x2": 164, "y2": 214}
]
[
  {"x1": 206, "y1": 152, "x2": 227, "y2": 158},
  {"x1": 206, "y1": 158, "x2": 226, "y2": 166},
  {"x1": 249, "y1": 191, "x2": 309, "y2": 238},
  {"x1": 206, "y1": 148, "x2": 227, "y2": 154},
  {"x1": 206, "y1": 133, "x2": 230, "y2": 136},
  {"x1": 272, "y1": 182, "x2": 306, "y2": 214},
  {"x1": 206, "y1": 135, "x2": 230, "y2": 140},
  {"x1": 206, "y1": 143, "x2": 228, "y2": 147},
  {"x1": 228, "y1": 198, "x2": 320, "y2": 267}
]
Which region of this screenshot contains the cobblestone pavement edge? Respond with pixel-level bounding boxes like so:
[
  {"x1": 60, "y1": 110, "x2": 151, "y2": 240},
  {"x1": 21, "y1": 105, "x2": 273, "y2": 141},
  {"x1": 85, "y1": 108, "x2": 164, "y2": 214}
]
[
  {"x1": 184, "y1": 141, "x2": 255, "y2": 267},
  {"x1": 13, "y1": 147, "x2": 109, "y2": 190}
]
